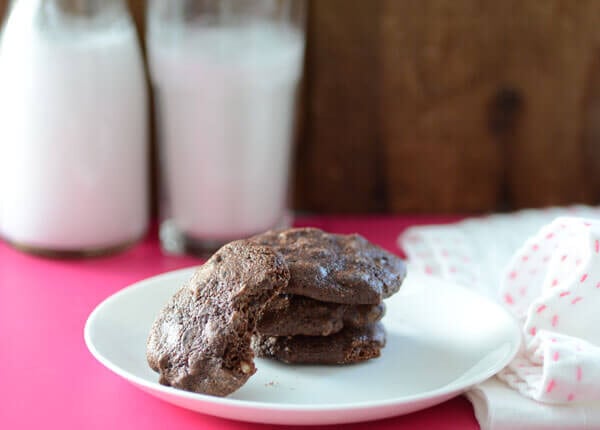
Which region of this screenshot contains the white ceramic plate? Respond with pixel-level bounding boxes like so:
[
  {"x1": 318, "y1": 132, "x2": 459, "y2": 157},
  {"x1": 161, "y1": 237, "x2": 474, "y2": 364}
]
[{"x1": 84, "y1": 268, "x2": 521, "y2": 425}]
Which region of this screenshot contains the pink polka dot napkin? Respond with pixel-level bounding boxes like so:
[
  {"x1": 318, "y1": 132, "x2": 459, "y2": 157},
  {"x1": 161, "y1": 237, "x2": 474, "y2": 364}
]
[{"x1": 399, "y1": 207, "x2": 600, "y2": 429}]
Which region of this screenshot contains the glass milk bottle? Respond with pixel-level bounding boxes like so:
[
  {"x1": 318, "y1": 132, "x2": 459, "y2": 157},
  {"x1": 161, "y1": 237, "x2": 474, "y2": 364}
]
[
  {"x1": 147, "y1": 0, "x2": 306, "y2": 256},
  {"x1": 0, "y1": 0, "x2": 149, "y2": 257}
]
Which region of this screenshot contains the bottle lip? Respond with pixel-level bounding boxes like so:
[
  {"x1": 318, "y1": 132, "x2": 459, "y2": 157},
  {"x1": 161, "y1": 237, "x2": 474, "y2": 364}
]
[
  {"x1": 50, "y1": 0, "x2": 129, "y2": 15},
  {"x1": 49, "y1": 0, "x2": 129, "y2": 18},
  {"x1": 0, "y1": 0, "x2": 140, "y2": 50},
  {"x1": 145, "y1": 0, "x2": 307, "y2": 31},
  {"x1": 9, "y1": 0, "x2": 134, "y2": 35}
]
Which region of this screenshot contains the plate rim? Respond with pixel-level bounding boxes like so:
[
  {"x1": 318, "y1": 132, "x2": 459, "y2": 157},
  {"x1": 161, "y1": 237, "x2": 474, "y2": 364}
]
[{"x1": 84, "y1": 267, "x2": 522, "y2": 414}]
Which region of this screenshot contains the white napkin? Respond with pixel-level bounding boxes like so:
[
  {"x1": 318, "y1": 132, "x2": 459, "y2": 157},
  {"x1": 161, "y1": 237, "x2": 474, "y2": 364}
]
[
  {"x1": 466, "y1": 378, "x2": 600, "y2": 430},
  {"x1": 398, "y1": 206, "x2": 600, "y2": 429}
]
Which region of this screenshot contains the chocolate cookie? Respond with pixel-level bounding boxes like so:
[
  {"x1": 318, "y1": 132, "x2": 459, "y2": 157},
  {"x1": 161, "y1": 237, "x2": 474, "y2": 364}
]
[
  {"x1": 250, "y1": 228, "x2": 406, "y2": 304},
  {"x1": 253, "y1": 323, "x2": 386, "y2": 365},
  {"x1": 257, "y1": 294, "x2": 385, "y2": 336},
  {"x1": 146, "y1": 240, "x2": 290, "y2": 396}
]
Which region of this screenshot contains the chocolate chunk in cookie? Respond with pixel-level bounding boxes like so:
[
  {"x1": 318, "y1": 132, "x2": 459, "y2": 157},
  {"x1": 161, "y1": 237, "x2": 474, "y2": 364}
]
[
  {"x1": 251, "y1": 228, "x2": 406, "y2": 304},
  {"x1": 253, "y1": 323, "x2": 386, "y2": 365},
  {"x1": 146, "y1": 240, "x2": 290, "y2": 396},
  {"x1": 257, "y1": 294, "x2": 385, "y2": 336}
]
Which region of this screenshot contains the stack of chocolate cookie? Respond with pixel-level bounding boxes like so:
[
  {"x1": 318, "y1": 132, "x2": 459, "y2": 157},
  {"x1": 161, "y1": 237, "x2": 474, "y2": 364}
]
[
  {"x1": 250, "y1": 228, "x2": 406, "y2": 365},
  {"x1": 146, "y1": 227, "x2": 406, "y2": 397}
]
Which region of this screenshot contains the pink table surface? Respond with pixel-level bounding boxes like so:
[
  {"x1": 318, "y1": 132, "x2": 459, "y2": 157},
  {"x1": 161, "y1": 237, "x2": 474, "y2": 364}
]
[{"x1": 0, "y1": 215, "x2": 476, "y2": 430}]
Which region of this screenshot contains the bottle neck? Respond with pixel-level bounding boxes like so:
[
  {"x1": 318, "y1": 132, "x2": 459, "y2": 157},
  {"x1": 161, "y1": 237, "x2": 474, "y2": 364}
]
[
  {"x1": 6, "y1": 0, "x2": 128, "y2": 18},
  {"x1": 2, "y1": 0, "x2": 132, "y2": 36}
]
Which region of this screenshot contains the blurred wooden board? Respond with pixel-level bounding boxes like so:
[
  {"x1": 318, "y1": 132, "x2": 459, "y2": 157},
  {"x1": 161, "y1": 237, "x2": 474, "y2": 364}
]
[
  {"x1": 1, "y1": 0, "x2": 600, "y2": 213},
  {"x1": 300, "y1": 0, "x2": 600, "y2": 212}
]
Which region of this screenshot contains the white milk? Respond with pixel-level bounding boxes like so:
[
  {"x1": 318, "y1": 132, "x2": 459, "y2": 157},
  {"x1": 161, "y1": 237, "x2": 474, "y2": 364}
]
[
  {"x1": 148, "y1": 24, "x2": 304, "y2": 241},
  {"x1": 0, "y1": 1, "x2": 148, "y2": 251}
]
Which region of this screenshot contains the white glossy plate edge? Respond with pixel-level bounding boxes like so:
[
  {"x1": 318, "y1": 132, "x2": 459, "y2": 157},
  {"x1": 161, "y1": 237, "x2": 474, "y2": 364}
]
[{"x1": 84, "y1": 268, "x2": 522, "y2": 425}]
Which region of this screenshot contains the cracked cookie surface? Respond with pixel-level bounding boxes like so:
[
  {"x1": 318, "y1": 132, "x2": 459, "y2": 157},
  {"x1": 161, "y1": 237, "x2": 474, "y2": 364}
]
[{"x1": 251, "y1": 228, "x2": 406, "y2": 304}]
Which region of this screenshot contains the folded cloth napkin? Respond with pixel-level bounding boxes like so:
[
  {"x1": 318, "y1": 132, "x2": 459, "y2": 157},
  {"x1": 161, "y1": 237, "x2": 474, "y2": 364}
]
[
  {"x1": 466, "y1": 378, "x2": 600, "y2": 430},
  {"x1": 399, "y1": 206, "x2": 600, "y2": 429}
]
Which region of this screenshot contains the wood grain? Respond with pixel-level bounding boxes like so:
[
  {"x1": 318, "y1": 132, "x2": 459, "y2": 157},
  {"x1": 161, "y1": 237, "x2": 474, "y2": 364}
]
[
  {"x1": 295, "y1": 0, "x2": 385, "y2": 213},
  {"x1": 375, "y1": 0, "x2": 600, "y2": 212},
  {"x1": 380, "y1": 0, "x2": 506, "y2": 212}
]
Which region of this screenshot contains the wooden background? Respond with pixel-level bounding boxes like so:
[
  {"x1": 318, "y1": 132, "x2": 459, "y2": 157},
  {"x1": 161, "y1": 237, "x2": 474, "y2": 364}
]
[{"x1": 2, "y1": 0, "x2": 600, "y2": 214}]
